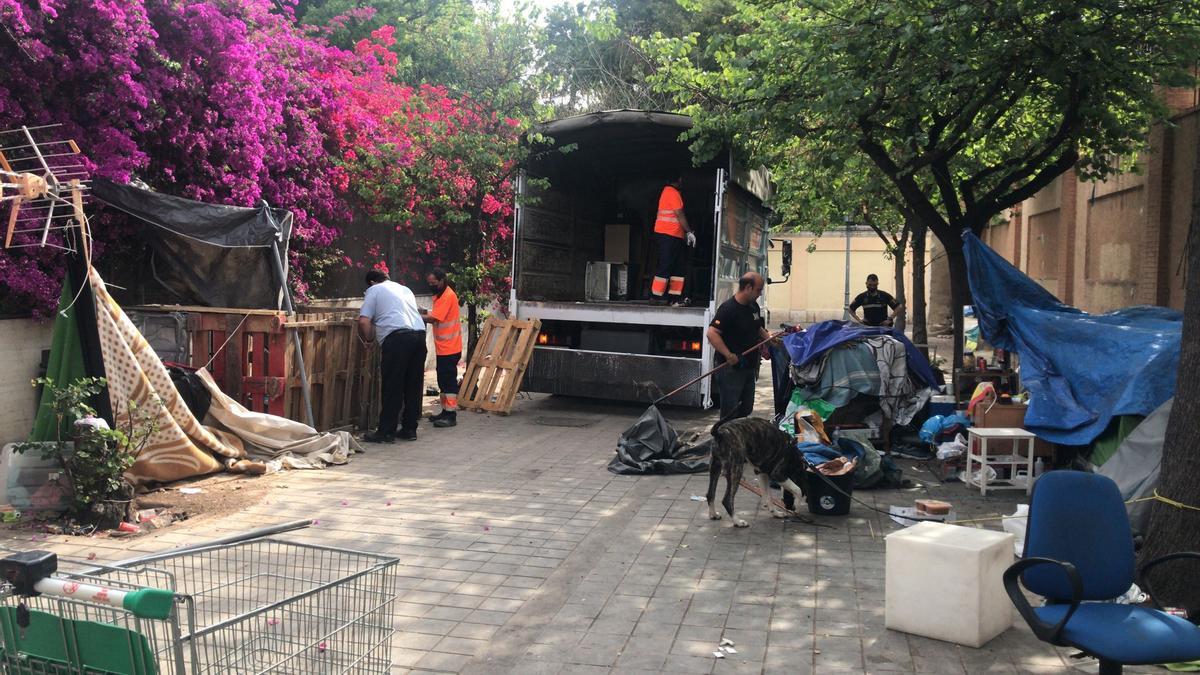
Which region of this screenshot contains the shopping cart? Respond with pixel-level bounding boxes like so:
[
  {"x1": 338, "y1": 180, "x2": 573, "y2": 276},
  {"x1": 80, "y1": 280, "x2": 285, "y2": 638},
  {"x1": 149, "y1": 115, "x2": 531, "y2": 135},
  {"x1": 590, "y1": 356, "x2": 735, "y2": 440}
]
[{"x1": 0, "y1": 539, "x2": 399, "y2": 674}]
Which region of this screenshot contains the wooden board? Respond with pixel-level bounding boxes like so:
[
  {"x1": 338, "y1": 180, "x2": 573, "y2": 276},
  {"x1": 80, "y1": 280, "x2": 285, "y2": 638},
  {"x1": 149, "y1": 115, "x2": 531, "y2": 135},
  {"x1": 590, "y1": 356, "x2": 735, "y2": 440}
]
[{"x1": 459, "y1": 317, "x2": 541, "y2": 415}]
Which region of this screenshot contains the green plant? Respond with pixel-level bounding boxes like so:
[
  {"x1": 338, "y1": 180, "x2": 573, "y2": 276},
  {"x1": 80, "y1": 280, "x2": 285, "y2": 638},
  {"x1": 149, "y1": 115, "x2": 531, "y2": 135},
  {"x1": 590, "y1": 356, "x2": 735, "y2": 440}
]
[{"x1": 14, "y1": 377, "x2": 157, "y2": 518}]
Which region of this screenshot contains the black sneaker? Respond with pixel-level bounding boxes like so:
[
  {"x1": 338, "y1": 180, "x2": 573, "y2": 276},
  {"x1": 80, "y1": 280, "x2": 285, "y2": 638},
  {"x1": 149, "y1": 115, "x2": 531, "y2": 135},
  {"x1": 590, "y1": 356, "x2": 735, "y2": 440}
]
[
  {"x1": 362, "y1": 431, "x2": 394, "y2": 443},
  {"x1": 432, "y1": 416, "x2": 457, "y2": 428},
  {"x1": 397, "y1": 429, "x2": 418, "y2": 441}
]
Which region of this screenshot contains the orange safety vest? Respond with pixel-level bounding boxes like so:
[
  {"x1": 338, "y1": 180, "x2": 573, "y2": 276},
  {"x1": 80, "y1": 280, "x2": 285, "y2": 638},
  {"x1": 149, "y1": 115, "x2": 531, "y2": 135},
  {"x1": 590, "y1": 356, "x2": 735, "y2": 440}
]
[
  {"x1": 653, "y1": 185, "x2": 685, "y2": 239},
  {"x1": 430, "y1": 286, "x2": 463, "y2": 356}
]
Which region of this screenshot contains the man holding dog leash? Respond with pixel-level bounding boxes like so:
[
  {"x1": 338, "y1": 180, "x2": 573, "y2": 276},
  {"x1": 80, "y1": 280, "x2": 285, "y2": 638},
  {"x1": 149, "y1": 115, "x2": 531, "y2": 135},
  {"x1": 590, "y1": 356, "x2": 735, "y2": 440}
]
[{"x1": 706, "y1": 271, "x2": 780, "y2": 421}]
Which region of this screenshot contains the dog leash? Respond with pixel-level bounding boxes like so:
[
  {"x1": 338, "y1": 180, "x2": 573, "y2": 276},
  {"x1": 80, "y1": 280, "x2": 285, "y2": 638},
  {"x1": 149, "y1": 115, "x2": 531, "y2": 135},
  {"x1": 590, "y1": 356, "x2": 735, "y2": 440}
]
[{"x1": 736, "y1": 478, "x2": 835, "y2": 528}]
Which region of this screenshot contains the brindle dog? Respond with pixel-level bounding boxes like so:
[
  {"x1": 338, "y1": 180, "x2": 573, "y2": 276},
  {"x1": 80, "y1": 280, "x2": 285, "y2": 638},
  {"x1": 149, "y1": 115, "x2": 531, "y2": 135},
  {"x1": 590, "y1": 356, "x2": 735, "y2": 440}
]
[{"x1": 707, "y1": 416, "x2": 809, "y2": 527}]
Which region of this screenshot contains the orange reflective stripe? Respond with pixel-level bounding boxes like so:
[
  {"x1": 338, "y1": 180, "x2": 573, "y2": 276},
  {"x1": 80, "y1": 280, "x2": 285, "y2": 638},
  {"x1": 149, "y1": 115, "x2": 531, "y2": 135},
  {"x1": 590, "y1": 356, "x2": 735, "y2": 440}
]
[{"x1": 652, "y1": 277, "x2": 668, "y2": 295}]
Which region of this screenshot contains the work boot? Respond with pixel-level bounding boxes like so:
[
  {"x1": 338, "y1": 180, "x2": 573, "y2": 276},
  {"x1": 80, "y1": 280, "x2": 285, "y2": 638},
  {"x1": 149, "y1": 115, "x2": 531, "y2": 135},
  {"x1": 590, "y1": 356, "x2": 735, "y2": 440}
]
[
  {"x1": 396, "y1": 429, "x2": 418, "y2": 441},
  {"x1": 428, "y1": 410, "x2": 448, "y2": 422},
  {"x1": 362, "y1": 431, "x2": 394, "y2": 443},
  {"x1": 432, "y1": 414, "x2": 457, "y2": 428}
]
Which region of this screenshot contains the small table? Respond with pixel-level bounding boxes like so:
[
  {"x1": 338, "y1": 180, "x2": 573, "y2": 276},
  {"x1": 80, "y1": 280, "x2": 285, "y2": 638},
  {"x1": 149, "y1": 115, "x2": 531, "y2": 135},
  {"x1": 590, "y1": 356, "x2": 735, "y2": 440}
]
[{"x1": 965, "y1": 427, "x2": 1036, "y2": 496}]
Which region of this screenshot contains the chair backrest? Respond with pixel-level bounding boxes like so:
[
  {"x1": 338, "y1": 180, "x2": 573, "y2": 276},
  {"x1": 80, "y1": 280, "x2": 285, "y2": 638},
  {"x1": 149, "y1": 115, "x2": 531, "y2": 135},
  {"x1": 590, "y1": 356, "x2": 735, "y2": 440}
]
[{"x1": 1023, "y1": 470, "x2": 1134, "y2": 602}]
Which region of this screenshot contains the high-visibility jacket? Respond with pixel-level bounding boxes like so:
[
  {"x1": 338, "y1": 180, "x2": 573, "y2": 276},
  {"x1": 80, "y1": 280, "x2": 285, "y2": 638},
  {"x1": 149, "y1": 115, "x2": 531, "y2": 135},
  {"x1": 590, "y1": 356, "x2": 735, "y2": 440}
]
[
  {"x1": 653, "y1": 185, "x2": 685, "y2": 238},
  {"x1": 429, "y1": 286, "x2": 463, "y2": 356}
]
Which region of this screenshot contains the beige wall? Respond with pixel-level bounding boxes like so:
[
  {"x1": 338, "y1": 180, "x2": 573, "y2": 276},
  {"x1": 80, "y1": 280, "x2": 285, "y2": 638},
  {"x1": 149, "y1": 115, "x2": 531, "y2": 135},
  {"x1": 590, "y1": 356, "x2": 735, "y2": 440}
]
[
  {"x1": 766, "y1": 231, "x2": 925, "y2": 324},
  {"x1": 0, "y1": 318, "x2": 53, "y2": 446}
]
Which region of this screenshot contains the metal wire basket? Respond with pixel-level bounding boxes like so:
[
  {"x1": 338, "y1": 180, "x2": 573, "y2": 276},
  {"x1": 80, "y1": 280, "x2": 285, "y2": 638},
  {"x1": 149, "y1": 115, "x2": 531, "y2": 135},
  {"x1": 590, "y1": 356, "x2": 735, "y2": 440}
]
[{"x1": 0, "y1": 539, "x2": 398, "y2": 674}]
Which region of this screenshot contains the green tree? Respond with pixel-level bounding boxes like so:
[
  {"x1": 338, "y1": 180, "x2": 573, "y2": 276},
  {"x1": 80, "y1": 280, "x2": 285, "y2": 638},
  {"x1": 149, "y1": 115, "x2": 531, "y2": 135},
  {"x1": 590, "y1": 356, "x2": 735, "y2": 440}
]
[
  {"x1": 643, "y1": 0, "x2": 1200, "y2": 367},
  {"x1": 771, "y1": 145, "x2": 927, "y2": 341},
  {"x1": 300, "y1": 0, "x2": 476, "y2": 83},
  {"x1": 541, "y1": 0, "x2": 733, "y2": 114}
]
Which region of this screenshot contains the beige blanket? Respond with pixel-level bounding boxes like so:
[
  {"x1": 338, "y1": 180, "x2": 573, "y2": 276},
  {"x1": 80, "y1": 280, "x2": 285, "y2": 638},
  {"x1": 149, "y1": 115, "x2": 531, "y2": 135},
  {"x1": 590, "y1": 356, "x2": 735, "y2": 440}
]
[
  {"x1": 196, "y1": 369, "x2": 358, "y2": 470},
  {"x1": 91, "y1": 268, "x2": 233, "y2": 483}
]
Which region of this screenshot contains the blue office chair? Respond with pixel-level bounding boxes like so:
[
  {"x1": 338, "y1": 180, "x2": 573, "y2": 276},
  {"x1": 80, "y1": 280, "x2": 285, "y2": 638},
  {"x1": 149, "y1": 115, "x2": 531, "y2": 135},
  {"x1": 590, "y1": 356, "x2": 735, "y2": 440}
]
[{"x1": 1004, "y1": 471, "x2": 1200, "y2": 675}]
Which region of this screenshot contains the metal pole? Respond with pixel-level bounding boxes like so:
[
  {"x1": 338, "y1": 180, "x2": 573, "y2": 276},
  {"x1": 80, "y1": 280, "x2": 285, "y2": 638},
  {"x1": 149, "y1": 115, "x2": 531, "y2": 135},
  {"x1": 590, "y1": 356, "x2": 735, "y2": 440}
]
[
  {"x1": 99, "y1": 520, "x2": 316, "y2": 568},
  {"x1": 270, "y1": 238, "x2": 316, "y2": 429},
  {"x1": 843, "y1": 218, "x2": 852, "y2": 320}
]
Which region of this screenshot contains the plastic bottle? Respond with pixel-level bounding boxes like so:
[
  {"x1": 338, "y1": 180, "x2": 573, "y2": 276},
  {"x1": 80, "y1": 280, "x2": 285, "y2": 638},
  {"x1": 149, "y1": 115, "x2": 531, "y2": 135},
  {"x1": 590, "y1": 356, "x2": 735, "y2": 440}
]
[{"x1": 1033, "y1": 457, "x2": 1045, "y2": 477}]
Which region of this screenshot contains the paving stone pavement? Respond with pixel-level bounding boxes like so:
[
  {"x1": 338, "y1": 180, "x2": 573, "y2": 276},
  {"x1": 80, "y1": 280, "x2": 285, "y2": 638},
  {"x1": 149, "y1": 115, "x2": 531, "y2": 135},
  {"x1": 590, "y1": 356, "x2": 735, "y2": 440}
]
[{"x1": 0, "y1": 379, "x2": 1152, "y2": 674}]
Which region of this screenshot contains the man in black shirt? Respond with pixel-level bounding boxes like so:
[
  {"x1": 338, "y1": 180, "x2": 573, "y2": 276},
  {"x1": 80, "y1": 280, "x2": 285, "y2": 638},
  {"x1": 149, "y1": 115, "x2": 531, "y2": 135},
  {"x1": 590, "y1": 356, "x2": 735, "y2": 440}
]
[
  {"x1": 849, "y1": 273, "x2": 905, "y2": 327},
  {"x1": 707, "y1": 272, "x2": 776, "y2": 420}
]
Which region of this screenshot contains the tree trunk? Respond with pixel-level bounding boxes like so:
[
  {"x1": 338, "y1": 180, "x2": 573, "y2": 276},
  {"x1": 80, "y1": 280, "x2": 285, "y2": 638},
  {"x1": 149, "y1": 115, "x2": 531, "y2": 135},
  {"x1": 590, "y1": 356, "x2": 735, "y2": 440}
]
[
  {"x1": 892, "y1": 226, "x2": 909, "y2": 334},
  {"x1": 1137, "y1": 143, "x2": 1200, "y2": 614},
  {"x1": 944, "y1": 239, "x2": 971, "y2": 387},
  {"x1": 911, "y1": 218, "x2": 929, "y2": 359}
]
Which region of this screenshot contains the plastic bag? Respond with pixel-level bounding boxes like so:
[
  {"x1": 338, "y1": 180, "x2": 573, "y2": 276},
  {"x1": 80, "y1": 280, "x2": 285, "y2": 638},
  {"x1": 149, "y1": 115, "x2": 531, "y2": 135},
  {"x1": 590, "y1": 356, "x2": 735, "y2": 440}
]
[
  {"x1": 795, "y1": 415, "x2": 824, "y2": 444},
  {"x1": 1002, "y1": 504, "x2": 1028, "y2": 556},
  {"x1": 936, "y1": 433, "x2": 967, "y2": 460},
  {"x1": 959, "y1": 465, "x2": 998, "y2": 488}
]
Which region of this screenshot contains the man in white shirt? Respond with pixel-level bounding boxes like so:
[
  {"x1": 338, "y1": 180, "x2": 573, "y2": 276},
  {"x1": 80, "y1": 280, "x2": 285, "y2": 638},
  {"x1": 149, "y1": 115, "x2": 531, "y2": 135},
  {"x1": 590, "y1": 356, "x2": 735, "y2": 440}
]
[{"x1": 358, "y1": 270, "x2": 427, "y2": 442}]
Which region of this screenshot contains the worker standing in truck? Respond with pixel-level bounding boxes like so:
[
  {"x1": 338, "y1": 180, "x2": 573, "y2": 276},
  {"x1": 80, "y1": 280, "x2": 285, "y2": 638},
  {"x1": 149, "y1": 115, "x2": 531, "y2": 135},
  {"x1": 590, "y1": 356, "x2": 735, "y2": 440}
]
[{"x1": 650, "y1": 174, "x2": 697, "y2": 306}]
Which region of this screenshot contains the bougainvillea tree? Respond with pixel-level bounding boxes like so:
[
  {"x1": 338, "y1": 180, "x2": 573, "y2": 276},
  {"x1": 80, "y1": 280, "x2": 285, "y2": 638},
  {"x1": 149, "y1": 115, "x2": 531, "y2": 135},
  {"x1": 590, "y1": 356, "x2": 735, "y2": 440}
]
[
  {"x1": 339, "y1": 2, "x2": 548, "y2": 353},
  {"x1": 0, "y1": 0, "x2": 531, "y2": 322}
]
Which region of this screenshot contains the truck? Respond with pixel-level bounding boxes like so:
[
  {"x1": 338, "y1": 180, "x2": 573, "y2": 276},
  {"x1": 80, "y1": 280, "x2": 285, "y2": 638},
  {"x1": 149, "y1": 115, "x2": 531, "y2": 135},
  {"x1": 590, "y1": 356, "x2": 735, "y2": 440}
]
[{"x1": 509, "y1": 110, "x2": 790, "y2": 408}]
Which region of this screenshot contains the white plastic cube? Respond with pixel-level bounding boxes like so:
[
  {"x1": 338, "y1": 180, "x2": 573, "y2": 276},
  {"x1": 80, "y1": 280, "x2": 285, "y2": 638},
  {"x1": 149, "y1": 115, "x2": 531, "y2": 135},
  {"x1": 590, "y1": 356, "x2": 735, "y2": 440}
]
[{"x1": 885, "y1": 522, "x2": 1014, "y2": 647}]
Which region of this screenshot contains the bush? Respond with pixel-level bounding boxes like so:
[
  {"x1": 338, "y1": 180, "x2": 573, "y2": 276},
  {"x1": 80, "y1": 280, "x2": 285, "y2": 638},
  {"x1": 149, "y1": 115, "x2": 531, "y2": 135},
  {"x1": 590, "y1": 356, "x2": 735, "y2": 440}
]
[{"x1": 14, "y1": 377, "x2": 157, "y2": 524}]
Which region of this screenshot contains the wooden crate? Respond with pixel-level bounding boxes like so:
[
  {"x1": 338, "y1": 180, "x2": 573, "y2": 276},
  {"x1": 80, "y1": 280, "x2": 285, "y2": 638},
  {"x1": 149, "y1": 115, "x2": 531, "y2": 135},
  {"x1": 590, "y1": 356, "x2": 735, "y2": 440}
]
[
  {"x1": 283, "y1": 311, "x2": 378, "y2": 431},
  {"x1": 176, "y1": 305, "x2": 376, "y2": 431},
  {"x1": 459, "y1": 317, "x2": 541, "y2": 415}
]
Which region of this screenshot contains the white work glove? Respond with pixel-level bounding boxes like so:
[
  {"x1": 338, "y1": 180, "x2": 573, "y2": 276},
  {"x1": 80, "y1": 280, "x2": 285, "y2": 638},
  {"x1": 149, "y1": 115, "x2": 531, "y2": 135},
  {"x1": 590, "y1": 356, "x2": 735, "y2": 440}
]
[{"x1": 685, "y1": 232, "x2": 697, "y2": 247}]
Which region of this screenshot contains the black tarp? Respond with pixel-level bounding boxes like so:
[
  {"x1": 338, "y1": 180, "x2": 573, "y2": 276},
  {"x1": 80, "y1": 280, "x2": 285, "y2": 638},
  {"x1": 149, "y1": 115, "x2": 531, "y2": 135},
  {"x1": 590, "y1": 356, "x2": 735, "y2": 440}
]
[
  {"x1": 92, "y1": 178, "x2": 293, "y2": 309},
  {"x1": 608, "y1": 405, "x2": 710, "y2": 475}
]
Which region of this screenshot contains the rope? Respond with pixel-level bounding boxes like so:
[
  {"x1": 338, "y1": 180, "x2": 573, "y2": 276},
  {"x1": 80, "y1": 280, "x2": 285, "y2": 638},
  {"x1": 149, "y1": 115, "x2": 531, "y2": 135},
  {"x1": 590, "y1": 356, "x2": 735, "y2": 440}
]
[
  {"x1": 1149, "y1": 489, "x2": 1200, "y2": 513},
  {"x1": 203, "y1": 313, "x2": 253, "y2": 370}
]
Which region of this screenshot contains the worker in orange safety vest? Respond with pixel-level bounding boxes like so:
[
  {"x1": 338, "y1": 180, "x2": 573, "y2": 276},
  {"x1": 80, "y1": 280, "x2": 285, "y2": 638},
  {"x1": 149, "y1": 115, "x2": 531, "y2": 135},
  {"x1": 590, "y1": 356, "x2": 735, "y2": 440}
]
[
  {"x1": 650, "y1": 174, "x2": 696, "y2": 305},
  {"x1": 420, "y1": 268, "x2": 462, "y2": 428}
]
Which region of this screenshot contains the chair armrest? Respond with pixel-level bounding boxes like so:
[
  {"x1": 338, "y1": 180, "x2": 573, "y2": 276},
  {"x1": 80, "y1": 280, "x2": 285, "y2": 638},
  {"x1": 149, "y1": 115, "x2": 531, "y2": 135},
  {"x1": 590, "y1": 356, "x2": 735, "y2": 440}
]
[
  {"x1": 1138, "y1": 551, "x2": 1200, "y2": 611},
  {"x1": 1003, "y1": 557, "x2": 1084, "y2": 644}
]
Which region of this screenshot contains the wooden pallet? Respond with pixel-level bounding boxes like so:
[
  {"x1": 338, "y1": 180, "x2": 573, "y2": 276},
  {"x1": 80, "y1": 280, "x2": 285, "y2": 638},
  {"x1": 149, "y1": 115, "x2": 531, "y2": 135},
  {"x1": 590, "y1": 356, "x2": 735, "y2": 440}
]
[{"x1": 459, "y1": 317, "x2": 541, "y2": 415}]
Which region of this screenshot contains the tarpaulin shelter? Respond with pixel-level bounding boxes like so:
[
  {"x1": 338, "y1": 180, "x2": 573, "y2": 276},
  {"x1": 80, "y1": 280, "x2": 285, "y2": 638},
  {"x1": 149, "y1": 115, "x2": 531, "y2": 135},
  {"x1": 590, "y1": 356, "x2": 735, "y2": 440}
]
[
  {"x1": 91, "y1": 179, "x2": 315, "y2": 426},
  {"x1": 782, "y1": 321, "x2": 938, "y2": 427},
  {"x1": 92, "y1": 178, "x2": 292, "y2": 309},
  {"x1": 963, "y1": 231, "x2": 1182, "y2": 446}
]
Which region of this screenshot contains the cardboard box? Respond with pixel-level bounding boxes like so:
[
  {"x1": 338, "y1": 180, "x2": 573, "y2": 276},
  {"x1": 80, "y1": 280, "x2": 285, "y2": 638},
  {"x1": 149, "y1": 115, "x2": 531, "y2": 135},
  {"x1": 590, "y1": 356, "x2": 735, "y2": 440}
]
[
  {"x1": 971, "y1": 402, "x2": 1053, "y2": 458},
  {"x1": 604, "y1": 224, "x2": 630, "y2": 263}
]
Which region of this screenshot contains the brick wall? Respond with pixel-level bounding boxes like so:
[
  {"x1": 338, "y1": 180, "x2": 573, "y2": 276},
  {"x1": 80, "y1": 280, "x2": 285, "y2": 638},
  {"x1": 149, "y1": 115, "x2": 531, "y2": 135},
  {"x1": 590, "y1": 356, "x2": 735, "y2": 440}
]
[
  {"x1": 994, "y1": 106, "x2": 1197, "y2": 313},
  {"x1": 0, "y1": 318, "x2": 53, "y2": 445}
]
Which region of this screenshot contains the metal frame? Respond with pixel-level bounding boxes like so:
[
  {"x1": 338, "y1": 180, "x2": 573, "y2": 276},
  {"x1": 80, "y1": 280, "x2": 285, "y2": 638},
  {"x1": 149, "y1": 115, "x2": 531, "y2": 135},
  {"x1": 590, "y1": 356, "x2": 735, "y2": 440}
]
[{"x1": 0, "y1": 538, "x2": 398, "y2": 674}]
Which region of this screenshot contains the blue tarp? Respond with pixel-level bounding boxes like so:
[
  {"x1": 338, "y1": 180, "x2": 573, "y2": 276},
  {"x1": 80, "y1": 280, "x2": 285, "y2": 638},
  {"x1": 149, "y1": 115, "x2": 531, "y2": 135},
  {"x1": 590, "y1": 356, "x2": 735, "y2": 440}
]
[
  {"x1": 783, "y1": 320, "x2": 939, "y2": 388},
  {"x1": 963, "y1": 231, "x2": 1182, "y2": 446}
]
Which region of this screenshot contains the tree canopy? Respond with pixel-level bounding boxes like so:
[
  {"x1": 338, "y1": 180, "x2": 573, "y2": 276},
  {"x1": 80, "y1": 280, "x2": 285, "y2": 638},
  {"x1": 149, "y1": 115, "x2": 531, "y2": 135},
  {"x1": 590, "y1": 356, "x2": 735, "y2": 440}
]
[{"x1": 643, "y1": 0, "x2": 1200, "y2": 357}]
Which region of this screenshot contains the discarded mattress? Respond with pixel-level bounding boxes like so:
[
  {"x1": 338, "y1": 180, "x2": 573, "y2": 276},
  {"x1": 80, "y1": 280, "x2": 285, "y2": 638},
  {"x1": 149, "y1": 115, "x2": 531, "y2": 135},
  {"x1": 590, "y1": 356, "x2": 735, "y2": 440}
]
[{"x1": 963, "y1": 232, "x2": 1182, "y2": 445}]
